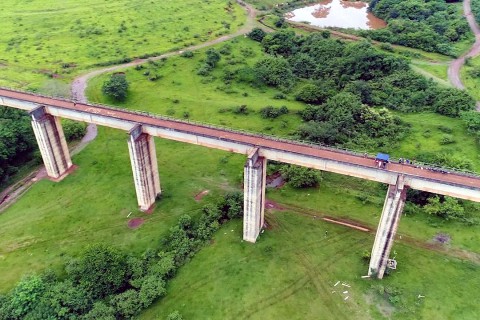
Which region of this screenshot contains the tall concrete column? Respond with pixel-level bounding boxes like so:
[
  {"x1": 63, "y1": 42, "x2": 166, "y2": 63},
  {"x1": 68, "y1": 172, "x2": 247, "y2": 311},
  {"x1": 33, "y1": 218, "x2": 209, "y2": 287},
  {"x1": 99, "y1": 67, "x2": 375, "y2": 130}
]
[
  {"x1": 368, "y1": 175, "x2": 407, "y2": 279},
  {"x1": 243, "y1": 148, "x2": 266, "y2": 243},
  {"x1": 128, "y1": 124, "x2": 161, "y2": 212},
  {"x1": 30, "y1": 106, "x2": 73, "y2": 180}
]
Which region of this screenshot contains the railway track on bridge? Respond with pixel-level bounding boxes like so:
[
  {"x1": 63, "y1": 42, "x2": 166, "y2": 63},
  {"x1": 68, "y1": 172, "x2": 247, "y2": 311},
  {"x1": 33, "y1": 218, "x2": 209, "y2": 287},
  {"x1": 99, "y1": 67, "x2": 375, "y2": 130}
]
[{"x1": 1, "y1": 87, "x2": 480, "y2": 201}]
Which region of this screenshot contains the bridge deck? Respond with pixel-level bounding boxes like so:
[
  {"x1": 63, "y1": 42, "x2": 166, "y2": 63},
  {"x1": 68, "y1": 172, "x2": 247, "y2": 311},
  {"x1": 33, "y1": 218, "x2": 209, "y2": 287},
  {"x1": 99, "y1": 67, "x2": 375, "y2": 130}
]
[{"x1": 1, "y1": 87, "x2": 479, "y2": 201}]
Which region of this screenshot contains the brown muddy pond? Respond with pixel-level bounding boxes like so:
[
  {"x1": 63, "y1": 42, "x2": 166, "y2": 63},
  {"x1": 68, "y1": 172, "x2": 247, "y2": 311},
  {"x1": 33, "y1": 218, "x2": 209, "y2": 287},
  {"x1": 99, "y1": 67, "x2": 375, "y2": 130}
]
[{"x1": 285, "y1": 0, "x2": 386, "y2": 30}]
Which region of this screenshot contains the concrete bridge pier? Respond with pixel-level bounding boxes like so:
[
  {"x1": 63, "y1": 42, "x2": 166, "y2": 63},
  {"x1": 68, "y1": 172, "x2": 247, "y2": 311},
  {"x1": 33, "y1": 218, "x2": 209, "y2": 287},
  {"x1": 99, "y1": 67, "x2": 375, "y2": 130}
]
[
  {"x1": 128, "y1": 124, "x2": 161, "y2": 212},
  {"x1": 243, "y1": 148, "x2": 266, "y2": 243},
  {"x1": 30, "y1": 106, "x2": 73, "y2": 180},
  {"x1": 368, "y1": 175, "x2": 407, "y2": 279}
]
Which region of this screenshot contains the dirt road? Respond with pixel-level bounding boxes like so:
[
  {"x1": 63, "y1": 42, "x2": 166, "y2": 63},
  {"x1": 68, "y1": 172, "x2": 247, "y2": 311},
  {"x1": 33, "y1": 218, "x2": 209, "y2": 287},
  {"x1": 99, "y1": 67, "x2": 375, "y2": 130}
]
[{"x1": 448, "y1": 0, "x2": 480, "y2": 112}]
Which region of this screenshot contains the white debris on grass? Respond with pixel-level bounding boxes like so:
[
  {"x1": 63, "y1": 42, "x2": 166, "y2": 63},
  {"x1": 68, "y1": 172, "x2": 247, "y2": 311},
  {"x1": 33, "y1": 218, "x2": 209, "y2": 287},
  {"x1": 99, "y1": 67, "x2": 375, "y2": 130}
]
[
  {"x1": 342, "y1": 283, "x2": 351, "y2": 288},
  {"x1": 418, "y1": 295, "x2": 425, "y2": 299},
  {"x1": 334, "y1": 281, "x2": 340, "y2": 287},
  {"x1": 127, "y1": 212, "x2": 132, "y2": 218},
  {"x1": 343, "y1": 291, "x2": 348, "y2": 294},
  {"x1": 344, "y1": 296, "x2": 349, "y2": 301}
]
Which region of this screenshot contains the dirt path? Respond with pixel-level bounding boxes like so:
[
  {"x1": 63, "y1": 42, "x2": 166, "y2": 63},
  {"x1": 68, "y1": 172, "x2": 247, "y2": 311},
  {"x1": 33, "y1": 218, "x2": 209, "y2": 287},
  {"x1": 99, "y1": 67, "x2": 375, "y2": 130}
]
[
  {"x1": 448, "y1": 0, "x2": 480, "y2": 110},
  {"x1": 266, "y1": 201, "x2": 480, "y2": 265}
]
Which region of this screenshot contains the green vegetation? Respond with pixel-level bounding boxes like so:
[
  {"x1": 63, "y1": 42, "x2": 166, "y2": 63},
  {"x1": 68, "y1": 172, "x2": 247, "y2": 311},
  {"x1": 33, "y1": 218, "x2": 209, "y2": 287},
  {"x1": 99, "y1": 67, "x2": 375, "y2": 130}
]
[
  {"x1": 0, "y1": 124, "x2": 250, "y2": 292},
  {"x1": 0, "y1": 193, "x2": 243, "y2": 319},
  {"x1": 461, "y1": 55, "x2": 480, "y2": 100},
  {"x1": 365, "y1": 0, "x2": 469, "y2": 56},
  {"x1": 140, "y1": 209, "x2": 480, "y2": 319},
  {"x1": 102, "y1": 73, "x2": 129, "y2": 102},
  {"x1": 0, "y1": 0, "x2": 245, "y2": 89},
  {"x1": 86, "y1": 36, "x2": 479, "y2": 170},
  {"x1": 472, "y1": 0, "x2": 480, "y2": 23},
  {"x1": 0, "y1": 108, "x2": 36, "y2": 185}
]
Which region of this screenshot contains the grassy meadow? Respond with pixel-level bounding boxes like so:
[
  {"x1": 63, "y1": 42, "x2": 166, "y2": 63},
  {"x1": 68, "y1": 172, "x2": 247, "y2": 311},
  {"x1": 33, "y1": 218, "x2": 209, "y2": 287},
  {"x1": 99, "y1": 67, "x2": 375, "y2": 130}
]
[
  {"x1": 139, "y1": 212, "x2": 480, "y2": 320},
  {"x1": 0, "y1": 0, "x2": 245, "y2": 89},
  {"x1": 461, "y1": 55, "x2": 480, "y2": 100},
  {"x1": 1, "y1": 1, "x2": 480, "y2": 319},
  {"x1": 0, "y1": 127, "x2": 246, "y2": 291}
]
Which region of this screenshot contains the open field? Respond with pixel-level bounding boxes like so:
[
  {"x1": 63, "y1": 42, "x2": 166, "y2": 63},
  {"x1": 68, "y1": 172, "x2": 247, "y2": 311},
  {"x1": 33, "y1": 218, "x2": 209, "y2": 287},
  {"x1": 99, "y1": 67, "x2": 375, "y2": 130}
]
[
  {"x1": 139, "y1": 210, "x2": 480, "y2": 319},
  {"x1": 0, "y1": 0, "x2": 245, "y2": 90}
]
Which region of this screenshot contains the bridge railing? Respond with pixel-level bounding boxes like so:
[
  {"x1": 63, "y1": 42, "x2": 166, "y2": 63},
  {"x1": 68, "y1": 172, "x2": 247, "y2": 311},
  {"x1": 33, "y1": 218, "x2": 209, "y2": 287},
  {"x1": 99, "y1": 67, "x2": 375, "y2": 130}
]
[{"x1": 2, "y1": 86, "x2": 480, "y2": 180}]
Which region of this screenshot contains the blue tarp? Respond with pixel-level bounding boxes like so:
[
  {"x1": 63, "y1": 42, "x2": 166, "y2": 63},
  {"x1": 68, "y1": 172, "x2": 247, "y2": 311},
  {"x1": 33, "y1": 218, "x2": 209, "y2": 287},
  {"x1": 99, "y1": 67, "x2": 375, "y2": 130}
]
[{"x1": 375, "y1": 153, "x2": 390, "y2": 162}]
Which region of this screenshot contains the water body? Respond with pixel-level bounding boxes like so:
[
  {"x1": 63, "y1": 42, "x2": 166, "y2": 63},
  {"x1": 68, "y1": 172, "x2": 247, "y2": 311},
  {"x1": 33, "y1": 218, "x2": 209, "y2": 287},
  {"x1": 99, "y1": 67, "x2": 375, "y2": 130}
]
[{"x1": 285, "y1": 0, "x2": 386, "y2": 30}]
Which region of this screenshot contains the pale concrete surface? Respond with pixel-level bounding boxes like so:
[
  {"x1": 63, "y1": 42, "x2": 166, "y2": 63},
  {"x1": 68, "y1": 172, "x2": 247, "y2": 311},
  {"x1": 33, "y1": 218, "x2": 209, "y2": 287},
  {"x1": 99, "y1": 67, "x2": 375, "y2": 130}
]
[{"x1": 368, "y1": 175, "x2": 407, "y2": 279}]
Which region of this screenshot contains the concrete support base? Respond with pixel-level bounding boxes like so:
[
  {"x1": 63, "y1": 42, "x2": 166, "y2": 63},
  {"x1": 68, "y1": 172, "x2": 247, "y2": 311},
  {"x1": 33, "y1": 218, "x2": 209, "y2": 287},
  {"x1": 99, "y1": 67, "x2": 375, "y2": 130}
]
[
  {"x1": 128, "y1": 125, "x2": 161, "y2": 212},
  {"x1": 368, "y1": 175, "x2": 407, "y2": 279},
  {"x1": 30, "y1": 106, "x2": 73, "y2": 179},
  {"x1": 243, "y1": 148, "x2": 266, "y2": 243}
]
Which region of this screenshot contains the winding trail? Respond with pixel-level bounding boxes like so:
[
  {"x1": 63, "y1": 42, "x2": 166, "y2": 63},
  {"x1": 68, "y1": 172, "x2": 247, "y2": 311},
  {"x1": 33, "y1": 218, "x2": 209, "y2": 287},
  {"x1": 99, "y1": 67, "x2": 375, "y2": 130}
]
[
  {"x1": 448, "y1": 0, "x2": 480, "y2": 110},
  {"x1": 69, "y1": 0, "x2": 261, "y2": 149}
]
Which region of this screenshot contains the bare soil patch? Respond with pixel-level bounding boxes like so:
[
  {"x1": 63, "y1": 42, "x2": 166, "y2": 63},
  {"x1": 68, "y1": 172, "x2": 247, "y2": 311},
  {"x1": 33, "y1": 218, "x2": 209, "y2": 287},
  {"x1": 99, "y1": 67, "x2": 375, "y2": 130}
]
[
  {"x1": 322, "y1": 216, "x2": 370, "y2": 232},
  {"x1": 433, "y1": 233, "x2": 451, "y2": 245},
  {"x1": 265, "y1": 199, "x2": 285, "y2": 211},
  {"x1": 266, "y1": 172, "x2": 285, "y2": 188},
  {"x1": 128, "y1": 217, "x2": 145, "y2": 229},
  {"x1": 194, "y1": 189, "x2": 210, "y2": 201}
]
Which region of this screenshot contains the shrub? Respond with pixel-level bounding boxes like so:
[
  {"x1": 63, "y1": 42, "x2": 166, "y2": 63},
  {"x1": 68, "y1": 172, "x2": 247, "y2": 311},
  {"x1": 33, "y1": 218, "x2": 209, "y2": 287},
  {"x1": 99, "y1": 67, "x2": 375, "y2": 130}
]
[
  {"x1": 232, "y1": 105, "x2": 249, "y2": 115},
  {"x1": 167, "y1": 310, "x2": 183, "y2": 320},
  {"x1": 280, "y1": 165, "x2": 321, "y2": 188},
  {"x1": 180, "y1": 50, "x2": 194, "y2": 58},
  {"x1": 439, "y1": 134, "x2": 455, "y2": 145},
  {"x1": 102, "y1": 73, "x2": 129, "y2": 101},
  {"x1": 62, "y1": 120, "x2": 87, "y2": 141},
  {"x1": 248, "y1": 28, "x2": 266, "y2": 42},
  {"x1": 260, "y1": 105, "x2": 288, "y2": 119}
]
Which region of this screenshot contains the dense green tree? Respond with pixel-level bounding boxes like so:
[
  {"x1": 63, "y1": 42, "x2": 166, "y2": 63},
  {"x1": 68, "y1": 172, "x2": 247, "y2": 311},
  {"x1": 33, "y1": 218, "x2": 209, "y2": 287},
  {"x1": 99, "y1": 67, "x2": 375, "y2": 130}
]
[
  {"x1": 26, "y1": 280, "x2": 91, "y2": 320},
  {"x1": 424, "y1": 196, "x2": 465, "y2": 221},
  {"x1": 367, "y1": 0, "x2": 468, "y2": 54},
  {"x1": 280, "y1": 165, "x2": 322, "y2": 188},
  {"x1": 110, "y1": 289, "x2": 142, "y2": 318},
  {"x1": 102, "y1": 73, "x2": 129, "y2": 101},
  {"x1": 432, "y1": 87, "x2": 475, "y2": 116},
  {"x1": 66, "y1": 244, "x2": 129, "y2": 299},
  {"x1": 62, "y1": 120, "x2": 87, "y2": 142},
  {"x1": 261, "y1": 30, "x2": 297, "y2": 57},
  {"x1": 254, "y1": 56, "x2": 294, "y2": 89},
  {"x1": 1, "y1": 275, "x2": 45, "y2": 320},
  {"x1": 205, "y1": 48, "x2": 221, "y2": 68},
  {"x1": 0, "y1": 107, "x2": 36, "y2": 183},
  {"x1": 82, "y1": 302, "x2": 116, "y2": 320},
  {"x1": 248, "y1": 28, "x2": 266, "y2": 42}
]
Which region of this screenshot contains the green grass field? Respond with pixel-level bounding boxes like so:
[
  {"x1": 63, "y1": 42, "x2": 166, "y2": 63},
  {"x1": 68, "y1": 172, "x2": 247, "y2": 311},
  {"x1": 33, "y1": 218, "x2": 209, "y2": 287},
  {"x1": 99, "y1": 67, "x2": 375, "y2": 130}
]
[
  {"x1": 0, "y1": 0, "x2": 245, "y2": 90},
  {"x1": 139, "y1": 210, "x2": 480, "y2": 320},
  {"x1": 461, "y1": 56, "x2": 480, "y2": 100},
  {"x1": 0, "y1": 127, "x2": 247, "y2": 291}
]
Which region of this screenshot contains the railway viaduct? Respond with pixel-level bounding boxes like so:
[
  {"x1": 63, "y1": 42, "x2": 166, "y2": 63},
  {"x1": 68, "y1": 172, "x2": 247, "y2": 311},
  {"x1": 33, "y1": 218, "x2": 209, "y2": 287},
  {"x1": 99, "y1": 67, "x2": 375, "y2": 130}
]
[{"x1": 1, "y1": 87, "x2": 480, "y2": 279}]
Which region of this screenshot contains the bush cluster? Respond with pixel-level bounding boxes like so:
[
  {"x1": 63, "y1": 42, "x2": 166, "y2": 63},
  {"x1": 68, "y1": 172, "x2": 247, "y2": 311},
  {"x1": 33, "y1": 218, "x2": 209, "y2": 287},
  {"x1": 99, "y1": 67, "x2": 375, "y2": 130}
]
[{"x1": 365, "y1": 0, "x2": 469, "y2": 55}]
